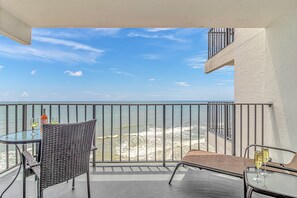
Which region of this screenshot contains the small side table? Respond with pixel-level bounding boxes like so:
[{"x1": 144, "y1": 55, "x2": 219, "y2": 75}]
[
  {"x1": 0, "y1": 130, "x2": 41, "y2": 198},
  {"x1": 243, "y1": 167, "x2": 297, "y2": 198}
]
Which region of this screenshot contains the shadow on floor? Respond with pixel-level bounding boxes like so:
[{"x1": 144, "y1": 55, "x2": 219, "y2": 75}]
[{"x1": 0, "y1": 166, "x2": 268, "y2": 198}]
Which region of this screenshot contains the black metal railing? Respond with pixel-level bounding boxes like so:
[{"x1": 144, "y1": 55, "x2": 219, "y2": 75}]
[
  {"x1": 208, "y1": 28, "x2": 235, "y2": 59},
  {"x1": 208, "y1": 101, "x2": 234, "y2": 140},
  {"x1": 0, "y1": 101, "x2": 271, "y2": 173}
]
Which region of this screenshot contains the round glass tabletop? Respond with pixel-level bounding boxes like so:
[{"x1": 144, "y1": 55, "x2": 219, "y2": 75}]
[
  {"x1": 0, "y1": 130, "x2": 41, "y2": 144},
  {"x1": 245, "y1": 167, "x2": 297, "y2": 197}
]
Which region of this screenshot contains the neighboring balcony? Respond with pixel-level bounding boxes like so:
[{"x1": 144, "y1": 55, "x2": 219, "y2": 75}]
[
  {"x1": 208, "y1": 28, "x2": 234, "y2": 59},
  {"x1": 205, "y1": 28, "x2": 235, "y2": 73}
]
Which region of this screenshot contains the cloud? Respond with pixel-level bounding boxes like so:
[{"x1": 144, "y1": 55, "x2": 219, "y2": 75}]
[
  {"x1": 0, "y1": 44, "x2": 100, "y2": 64},
  {"x1": 33, "y1": 36, "x2": 104, "y2": 53},
  {"x1": 84, "y1": 91, "x2": 127, "y2": 100},
  {"x1": 32, "y1": 29, "x2": 83, "y2": 39},
  {"x1": 141, "y1": 54, "x2": 160, "y2": 60},
  {"x1": 216, "y1": 79, "x2": 234, "y2": 85},
  {"x1": 33, "y1": 28, "x2": 122, "y2": 39},
  {"x1": 109, "y1": 68, "x2": 134, "y2": 77},
  {"x1": 146, "y1": 28, "x2": 176, "y2": 32},
  {"x1": 140, "y1": 28, "x2": 207, "y2": 43},
  {"x1": 127, "y1": 33, "x2": 186, "y2": 42},
  {"x1": 185, "y1": 54, "x2": 207, "y2": 69},
  {"x1": 20, "y1": 92, "x2": 29, "y2": 98},
  {"x1": 175, "y1": 82, "x2": 190, "y2": 87},
  {"x1": 0, "y1": 65, "x2": 3, "y2": 71},
  {"x1": 0, "y1": 92, "x2": 9, "y2": 97},
  {"x1": 93, "y1": 28, "x2": 121, "y2": 36},
  {"x1": 149, "y1": 78, "x2": 156, "y2": 81},
  {"x1": 31, "y1": 70, "x2": 37, "y2": 75},
  {"x1": 64, "y1": 70, "x2": 83, "y2": 77}
]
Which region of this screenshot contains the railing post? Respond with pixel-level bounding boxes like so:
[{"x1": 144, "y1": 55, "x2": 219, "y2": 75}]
[
  {"x1": 92, "y1": 105, "x2": 96, "y2": 167},
  {"x1": 208, "y1": 29, "x2": 211, "y2": 59},
  {"x1": 206, "y1": 104, "x2": 209, "y2": 151},
  {"x1": 215, "y1": 104, "x2": 218, "y2": 153},
  {"x1": 22, "y1": 105, "x2": 27, "y2": 151},
  {"x1": 5, "y1": 105, "x2": 9, "y2": 169},
  {"x1": 224, "y1": 104, "x2": 227, "y2": 155},
  {"x1": 162, "y1": 105, "x2": 166, "y2": 167},
  {"x1": 232, "y1": 105, "x2": 236, "y2": 156},
  {"x1": 226, "y1": 28, "x2": 229, "y2": 44}
]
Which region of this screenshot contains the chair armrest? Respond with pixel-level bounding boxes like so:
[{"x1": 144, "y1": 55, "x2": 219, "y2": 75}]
[
  {"x1": 266, "y1": 163, "x2": 297, "y2": 173},
  {"x1": 29, "y1": 162, "x2": 41, "y2": 168},
  {"x1": 91, "y1": 146, "x2": 97, "y2": 151},
  {"x1": 244, "y1": 145, "x2": 297, "y2": 171},
  {"x1": 244, "y1": 144, "x2": 296, "y2": 158},
  {"x1": 22, "y1": 151, "x2": 41, "y2": 169}
]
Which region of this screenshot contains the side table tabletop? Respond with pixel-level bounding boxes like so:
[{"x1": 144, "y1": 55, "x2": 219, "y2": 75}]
[
  {"x1": 0, "y1": 130, "x2": 41, "y2": 198},
  {"x1": 244, "y1": 167, "x2": 297, "y2": 198}
]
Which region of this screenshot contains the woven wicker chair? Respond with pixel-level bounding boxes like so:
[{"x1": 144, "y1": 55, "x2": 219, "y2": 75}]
[{"x1": 22, "y1": 119, "x2": 97, "y2": 198}]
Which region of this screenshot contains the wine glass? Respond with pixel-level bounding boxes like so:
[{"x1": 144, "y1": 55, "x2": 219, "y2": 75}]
[
  {"x1": 253, "y1": 150, "x2": 263, "y2": 182},
  {"x1": 51, "y1": 117, "x2": 59, "y2": 124},
  {"x1": 260, "y1": 147, "x2": 270, "y2": 176},
  {"x1": 30, "y1": 118, "x2": 39, "y2": 136}
]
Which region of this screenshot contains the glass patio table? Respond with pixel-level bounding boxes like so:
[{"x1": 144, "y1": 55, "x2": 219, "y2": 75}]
[
  {"x1": 243, "y1": 167, "x2": 297, "y2": 198},
  {"x1": 0, "y1": 130, "x2": 41, "y2": 198}
]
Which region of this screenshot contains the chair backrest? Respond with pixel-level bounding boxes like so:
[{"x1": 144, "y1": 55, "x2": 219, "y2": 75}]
[
  {"x1": 288, "y1": 153, "x2": 297, "y2": 170},
  {"x1": 40, "y1": 119, "x2": 96, "y2": 190}
]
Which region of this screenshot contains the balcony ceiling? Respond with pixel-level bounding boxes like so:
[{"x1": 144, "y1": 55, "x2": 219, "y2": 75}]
[
  {"x1": 1, "y1": 0, "x2": 297, "y2": 28},
  {"x1": 1, "y1": 0, "x2": 297, "y2": 44}
]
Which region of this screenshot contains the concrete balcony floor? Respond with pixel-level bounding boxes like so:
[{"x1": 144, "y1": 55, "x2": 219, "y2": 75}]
[{"x1": 0, "y1": 165, "x2": 267, "y2": 198}]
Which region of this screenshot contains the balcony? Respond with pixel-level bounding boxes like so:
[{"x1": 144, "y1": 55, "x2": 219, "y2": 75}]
[
  {"x1": 1, "y1": 1, "x2": 297, "y2": 197},
  {"x1": 0, "y1": 102, "x2": 271, "y2": 169},
  {"x1": 208, "y1": 28, "x2": 234, "y2": 59},
  {"x1": 0, "y1": 101, "x2": 271, "y2": 197},
  {"x1": 205, "y1": 28, "x2": 235, "y2": 73}
]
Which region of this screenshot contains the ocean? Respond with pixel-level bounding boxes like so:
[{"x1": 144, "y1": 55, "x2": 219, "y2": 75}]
[{"x1": 0, "y1": 102, "x2": 213, "y2": 171}]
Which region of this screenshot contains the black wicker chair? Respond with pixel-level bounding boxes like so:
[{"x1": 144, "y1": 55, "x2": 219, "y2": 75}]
[{"x1": 22, "y1": 119, "x2": 97, "y2": 198}]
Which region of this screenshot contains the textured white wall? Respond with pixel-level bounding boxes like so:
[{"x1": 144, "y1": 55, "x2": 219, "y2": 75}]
[
  {"x1": 204, "y1": 42, "x2": 234, "y2": 73},
  {"x1": 234, "y1": 8, "x2": 297, "y2": 154},
  {"x1": 233, "y1": 28, "x2": 268, "y2": 157},
  {"x1": 265, "y1": 8, "x2": 297, "y2": 152},
  {"x1": 234, "y1": 28, "x2": 266, "y2": 103}
]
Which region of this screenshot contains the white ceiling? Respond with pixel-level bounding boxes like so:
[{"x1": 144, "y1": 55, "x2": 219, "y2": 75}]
[{"x1": 1, "y1": 0, "x2": 297, "y2": 28}]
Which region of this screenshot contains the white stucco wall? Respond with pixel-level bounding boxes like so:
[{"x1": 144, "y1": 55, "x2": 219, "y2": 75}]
[
  {"x1": 233, "y1": 28, "x2": 268, "y2": 157},
  {"x1": 234, "y1": 28, "x2": 266, "y2": 103},
  {"x1": 265, "y1": 8, "x2": 297, "y2": 152},
  {"x1": 234, "y1": 8, "x2": 297, "y2": 155},
  {"x1": 204, "y1": 43, "x2": 234, "y2": 73}
]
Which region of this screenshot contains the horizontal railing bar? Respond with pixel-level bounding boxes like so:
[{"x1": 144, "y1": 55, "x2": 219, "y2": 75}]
[
  {"x1": 0, "y1": 102, "x2": 273, "y2": 106},
  {"x1": 94, "y1": 161, "x2": 178, "y2": 164},
  {"x1": 0, "y1": 164, "x2": 20, "y2": 175},
  {"x1": 92, "y1": 163, "x2": 177, "y2": 168}
]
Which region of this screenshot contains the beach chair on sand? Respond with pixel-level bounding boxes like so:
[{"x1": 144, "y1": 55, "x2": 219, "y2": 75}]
[{"x1": 169, "y1": 144, "x2": 297, "y2": 184}]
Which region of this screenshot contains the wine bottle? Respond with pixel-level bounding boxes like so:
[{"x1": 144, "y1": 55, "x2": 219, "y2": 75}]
[{"x1": 40, "y1": 108, "x2": 48, "y2": 132}]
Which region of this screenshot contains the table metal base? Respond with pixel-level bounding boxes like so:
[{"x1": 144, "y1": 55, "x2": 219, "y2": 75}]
[{"x1": 0, "y1": 145, "x2": 22, "y2": 198}]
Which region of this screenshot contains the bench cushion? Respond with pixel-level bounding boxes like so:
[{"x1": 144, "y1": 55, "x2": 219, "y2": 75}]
[{"x1": 181, "y1": 150, "x2": 254, "y2": 177}]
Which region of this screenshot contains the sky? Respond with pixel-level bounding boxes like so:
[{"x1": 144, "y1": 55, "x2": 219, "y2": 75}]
[{"x1": 0, "y1": 28, "x2": 234, "y2": 101}]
